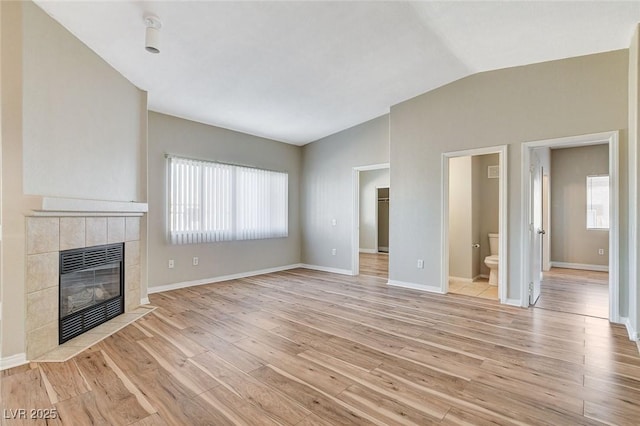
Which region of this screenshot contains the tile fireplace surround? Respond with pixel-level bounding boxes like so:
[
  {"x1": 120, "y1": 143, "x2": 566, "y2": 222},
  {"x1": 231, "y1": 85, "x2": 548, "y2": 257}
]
[{"x1": 25, "y1": 215, "x2": 147, "y2": 360}]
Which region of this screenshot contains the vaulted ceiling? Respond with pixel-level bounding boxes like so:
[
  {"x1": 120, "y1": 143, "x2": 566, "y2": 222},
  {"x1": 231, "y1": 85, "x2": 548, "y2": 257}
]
[{"x1": 34, "y1": 1, "x2": 640, "y2": 145}]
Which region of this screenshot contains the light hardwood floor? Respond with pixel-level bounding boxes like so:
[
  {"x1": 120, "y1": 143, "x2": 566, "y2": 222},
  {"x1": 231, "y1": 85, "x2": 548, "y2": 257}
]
[
  {"x1": 535, "y1": 267, "x2": 609, "y2": 319},
  {"x1": 3, "y1": 268, "x2": 640, "y2": 425},
  {"x1": 359, "y1": 252, "x2": 388, "y2": 278}
]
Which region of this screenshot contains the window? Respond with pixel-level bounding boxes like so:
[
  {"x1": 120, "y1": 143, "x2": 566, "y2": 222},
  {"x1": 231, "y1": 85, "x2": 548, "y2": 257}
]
[
  {"x1": 168, "y1": 156, "x2": 288, "y2": 244},
  {"x1": 586, "y1": 175, "x2": 609, "y2": 230}
]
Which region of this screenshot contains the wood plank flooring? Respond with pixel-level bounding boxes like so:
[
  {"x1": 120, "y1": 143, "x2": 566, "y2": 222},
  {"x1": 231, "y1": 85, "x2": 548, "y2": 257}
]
[
  {"x1": 3, "y1": 268, "x2": 640, "y2": 425},
  {"x1": 359, "y1": 253, "x2": 388, "y2": 278},
  {"x1": 535, "y1": 267, "x2": 609, "y2": 319}
]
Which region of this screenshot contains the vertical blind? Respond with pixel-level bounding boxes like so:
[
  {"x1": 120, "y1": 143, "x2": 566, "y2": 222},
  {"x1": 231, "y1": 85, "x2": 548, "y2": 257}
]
[{"x1": 168, "y1": 156, "x2": 288, "y2": 244}]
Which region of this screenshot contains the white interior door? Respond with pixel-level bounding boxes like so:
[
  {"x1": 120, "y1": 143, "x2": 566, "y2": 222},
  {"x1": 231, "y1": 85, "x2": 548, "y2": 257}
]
[
  {"x1": 542, "y1": 174, "x2": 551, "y2": 271},
  {"x1": 529, "y1": 153, "x2": 543, "y2": 304}
]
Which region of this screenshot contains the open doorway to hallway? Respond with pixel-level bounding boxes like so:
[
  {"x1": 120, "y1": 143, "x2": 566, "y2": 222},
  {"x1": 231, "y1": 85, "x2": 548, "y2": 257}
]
[
  {"x1": 359, "y1": 185, "x2": 389, "y2": 278},
  {"x1": 353, "y1": 164, "x2": 389, "y2": 278}
]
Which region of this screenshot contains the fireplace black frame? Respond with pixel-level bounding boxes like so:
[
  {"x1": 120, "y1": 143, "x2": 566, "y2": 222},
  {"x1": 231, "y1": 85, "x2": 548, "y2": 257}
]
[{"x1": 58, "y1": 243, "x2": 125, "y2": 343}]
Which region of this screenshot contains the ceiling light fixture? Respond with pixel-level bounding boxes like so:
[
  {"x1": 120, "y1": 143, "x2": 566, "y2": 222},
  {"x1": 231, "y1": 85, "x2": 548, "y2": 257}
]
[{"x1": 144, "y1": 15, "x2": 162, "y2": 54}]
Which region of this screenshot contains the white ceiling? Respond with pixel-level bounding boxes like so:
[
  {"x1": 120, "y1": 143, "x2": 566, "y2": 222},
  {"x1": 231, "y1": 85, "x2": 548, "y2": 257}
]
[{"x1": 34, "y1": 1, "x2": 640, "y2": 145}]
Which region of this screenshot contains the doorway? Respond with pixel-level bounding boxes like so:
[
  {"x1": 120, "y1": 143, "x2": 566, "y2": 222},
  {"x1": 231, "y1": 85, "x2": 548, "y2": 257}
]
[
  {"x1": 442, "y1": 145, "x2": 508, "y2": 302},
  {"x1": 360, "y1": 189, "x2": 389, "y2": 278},
  {"x1": 376, "y1": 187, "x2": 389, "y2": 254},
  {"x1": 521, "y1": 131, "x2": 619, "y2": 322},
  {"x1": 352, "y1": 164, "x2": 390, "y2": 277},
  {"x1": 533, "y1": 144, "x2": 610, "y2": 318},
  {"x1": 359, "y1": 182, "x2": 389, "y2": 278}
]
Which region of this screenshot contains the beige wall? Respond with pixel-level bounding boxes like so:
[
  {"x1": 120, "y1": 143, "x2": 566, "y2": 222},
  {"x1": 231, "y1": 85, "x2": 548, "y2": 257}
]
[
  {"x1": 147, "y1": 112, "x2": 302, "y2": 289},
  {"x1": 22, "y1": 3, "x2": 144, "y2": 202},
  {"x1": 359, "y1": 168, "x2": 390, "y2": 251},
  {"x1": 550, "y1": 145, "x2": 609, "y2": 266},
  {"x1": 1, "y1": 1, "x2": 147, "y2": 360},
  {"x1": 390, "y1": 50, "x2": 628, "y2": 300},
  {"x1": 301, "y1": 115, "x2": 389, "y2": 271},
  {"x1": 0, "y1": 2, "x2": 42, "y2": 361},
  {"x1": 477, "y1": 153, "x2": 500, "y2": 276},
  {"x1": 1, "y1": 0, "x2": 25, "y2": 360}
]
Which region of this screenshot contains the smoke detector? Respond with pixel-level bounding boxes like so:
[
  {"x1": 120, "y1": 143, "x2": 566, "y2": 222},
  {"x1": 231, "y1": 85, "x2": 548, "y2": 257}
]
[{"x1": 144, "y1": 15, "x2": 162, "y2": 54}]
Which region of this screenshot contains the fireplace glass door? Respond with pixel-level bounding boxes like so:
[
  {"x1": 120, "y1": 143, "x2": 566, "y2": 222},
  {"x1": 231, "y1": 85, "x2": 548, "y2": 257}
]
[{"x1": 60, "y1": 263, "x2": 121, "y2": 317}]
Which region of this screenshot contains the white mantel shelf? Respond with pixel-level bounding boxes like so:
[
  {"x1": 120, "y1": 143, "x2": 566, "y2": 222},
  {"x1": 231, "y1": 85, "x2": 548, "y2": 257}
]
[{"x1": 31, "y1": 197, "x2": 148, "y2": 217}]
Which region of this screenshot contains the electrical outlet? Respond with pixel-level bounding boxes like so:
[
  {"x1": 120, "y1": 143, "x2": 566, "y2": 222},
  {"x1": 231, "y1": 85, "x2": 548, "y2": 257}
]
[
  {"x1": 417, "y1": 259, "x2": 424, "y2": 269},
  {"x1": 331, "y1": 218, "x2": 337, "y2": 226},
  {"x1": 168, "y1": 259, "x2": 174, "y2": 269},
  {"x1": 331, "y1": 248, "x2": 337, "y2": 256},
  {"x1": 598, "y1": 249, "x2": 605, "y2": 255},
  {"x1": 193, "y1": 256, "x2": 199, "y2": 266}
]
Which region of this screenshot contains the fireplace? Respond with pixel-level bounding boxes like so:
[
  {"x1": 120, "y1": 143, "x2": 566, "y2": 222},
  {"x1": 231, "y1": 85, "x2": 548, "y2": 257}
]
[{"x1": 59, "y1": 243, "x2": 124, "y2": 343}]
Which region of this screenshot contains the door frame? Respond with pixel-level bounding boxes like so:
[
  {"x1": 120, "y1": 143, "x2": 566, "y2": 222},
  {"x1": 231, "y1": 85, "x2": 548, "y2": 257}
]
[
  {"x1": 441, "y1": 145, "x2": 508, "y2": 302},
  {"x1": 352, "y1": 163, "x2": 390, "y2": 275},
  {"x1": 520, "y1": 131, "x2": 620, "y2": 322}
]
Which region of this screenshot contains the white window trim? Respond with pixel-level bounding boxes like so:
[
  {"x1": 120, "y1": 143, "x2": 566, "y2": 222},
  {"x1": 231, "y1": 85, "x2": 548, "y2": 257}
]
[{"x1": 586, "y1": 174, "x2": 609, "y2": 230}]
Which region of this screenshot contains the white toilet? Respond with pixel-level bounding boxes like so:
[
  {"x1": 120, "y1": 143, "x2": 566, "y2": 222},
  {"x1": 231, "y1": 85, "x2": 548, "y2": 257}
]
[{"x1": 484, "y1": 233, "x2": 499, "y2": 286}]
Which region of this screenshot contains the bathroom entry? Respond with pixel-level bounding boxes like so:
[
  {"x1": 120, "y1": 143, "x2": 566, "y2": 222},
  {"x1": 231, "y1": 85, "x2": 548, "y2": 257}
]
[{"x1": 446, "y1": 152, "x2": 502, "y2": 300}]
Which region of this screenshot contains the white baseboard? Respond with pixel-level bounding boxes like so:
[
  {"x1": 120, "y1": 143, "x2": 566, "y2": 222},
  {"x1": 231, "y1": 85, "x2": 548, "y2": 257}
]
[
  {"x1": 505, "y1": 298, "x2": 525, "y2": 308},
  {"x1": 359, "y1": 248, "x2": 377, "y2": 254},
  {"x1": 550, "y1": 261, "x2": 608, "y2": 272},
  {"x1": 140, "y1": 297, "x2": 150, "y2": 305},
  {"x1": 300, "y1": 264, "x2": 353, "y2": 276},
  {"x1": 0, "y1": 353, "x2": 28, "y2": 371},
  {"x1": 378, "y1": 246, "x2": 389, "y2": 252},
  {"x1": 621, "y1": 316, "x2": 638, "y2": 341},
  {"x1": 148, "y1": 263, "x2": 304, "y2": 294},
  {"x1": 387, "y1": 279, "x2": 444, "y2": 294}
]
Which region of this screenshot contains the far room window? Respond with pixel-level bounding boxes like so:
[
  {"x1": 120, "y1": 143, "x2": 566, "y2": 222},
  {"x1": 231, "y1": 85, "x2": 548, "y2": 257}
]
[
  {"x1": 586, "y1": 175, "x2": 609, "y2": 230},
  {"x1": 168, "y1": 156, "x2": 288, "y2": 244}
]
